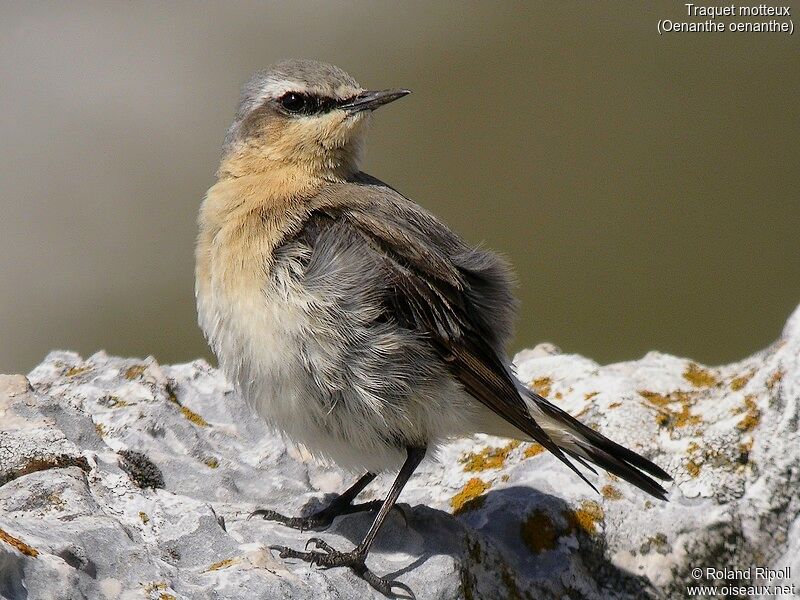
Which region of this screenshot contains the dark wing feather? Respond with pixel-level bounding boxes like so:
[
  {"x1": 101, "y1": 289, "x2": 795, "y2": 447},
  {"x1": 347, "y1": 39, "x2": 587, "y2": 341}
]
[
  {"x1": 309, "y1": 175, "x2": 670, "y2": 499},
  {"x1": 314, "y1": 179, "x2": 599, "y2": 490}
]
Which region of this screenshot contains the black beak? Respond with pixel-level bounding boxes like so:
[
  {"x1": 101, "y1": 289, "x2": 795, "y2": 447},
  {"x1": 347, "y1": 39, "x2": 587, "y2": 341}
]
[{"x1": 339, "y1": 89, "x2": 411, "y2": 113}]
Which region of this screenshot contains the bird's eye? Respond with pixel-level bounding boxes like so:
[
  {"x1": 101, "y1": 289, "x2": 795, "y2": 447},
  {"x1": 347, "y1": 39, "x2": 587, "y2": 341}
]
[{"x1": 279, "y1": 92, "x2": 309, "y2": 113}]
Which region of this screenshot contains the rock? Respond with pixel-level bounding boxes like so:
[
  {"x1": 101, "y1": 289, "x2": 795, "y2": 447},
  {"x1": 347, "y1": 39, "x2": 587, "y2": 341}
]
[{"x1": 1, "y1": 306, "x2": 799, "y2": 599}]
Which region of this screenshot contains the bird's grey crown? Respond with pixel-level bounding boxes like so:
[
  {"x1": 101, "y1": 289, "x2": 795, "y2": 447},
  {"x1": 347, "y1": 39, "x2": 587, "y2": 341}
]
[{"x1": 222, "y1": 59, "x2": 362, "y2": 153}]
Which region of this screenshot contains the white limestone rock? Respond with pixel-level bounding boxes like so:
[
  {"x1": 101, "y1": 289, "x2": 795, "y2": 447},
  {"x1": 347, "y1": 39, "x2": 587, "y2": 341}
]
[{"x1": 1, "y1": 306, "x2": 799, "y2": 599}]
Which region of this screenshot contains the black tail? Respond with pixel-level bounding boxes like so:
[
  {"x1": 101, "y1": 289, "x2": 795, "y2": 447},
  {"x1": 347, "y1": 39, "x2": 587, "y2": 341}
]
[{"x1": 523, "y1": 389, "x2": 672, "y2": 501}]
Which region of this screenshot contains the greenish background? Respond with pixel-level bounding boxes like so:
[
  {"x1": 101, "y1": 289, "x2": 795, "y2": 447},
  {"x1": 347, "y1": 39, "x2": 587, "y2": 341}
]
[{"x1": 1, "y1": 2, "x2": 798, "y2": 375}]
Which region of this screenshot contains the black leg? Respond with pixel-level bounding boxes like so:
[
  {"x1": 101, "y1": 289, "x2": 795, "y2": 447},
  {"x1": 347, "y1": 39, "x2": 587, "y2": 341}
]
[
  {"x1": 270, "y1": 447, "x2": 426, "y2": 598},
  {"x1": 249, "y1": 472, "x2": 377, "y2": 531}
]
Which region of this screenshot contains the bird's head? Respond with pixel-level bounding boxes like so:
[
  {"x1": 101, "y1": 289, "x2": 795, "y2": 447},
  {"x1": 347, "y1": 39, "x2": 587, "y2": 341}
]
[{"x1": 219, "y1": 59, "x2": 410, "y2": 181}]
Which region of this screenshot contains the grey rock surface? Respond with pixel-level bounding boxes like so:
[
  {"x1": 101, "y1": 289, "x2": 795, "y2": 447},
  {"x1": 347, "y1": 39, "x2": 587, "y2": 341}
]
[{"x1": 1, "y1": 306, "x2": 799, "y2": 599}]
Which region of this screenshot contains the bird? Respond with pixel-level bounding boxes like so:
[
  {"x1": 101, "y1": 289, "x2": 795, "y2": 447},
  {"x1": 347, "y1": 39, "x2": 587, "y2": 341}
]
[{"x1": 196, "y1": 59, "x2": 672, "y2": 597}]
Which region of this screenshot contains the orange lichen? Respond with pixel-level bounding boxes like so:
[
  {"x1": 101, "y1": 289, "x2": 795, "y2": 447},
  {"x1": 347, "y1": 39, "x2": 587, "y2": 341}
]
[
  {"x1": 673, "y1": 404, "x2": 701, "y2": 428},
  {"x1": 736, "y1": 395, "x2": 761, "y2": 433},
  {"x1": 640, "y1": 390, "x2": 701, "y2": 431},
  {"x1": 683, "y1": 363, "x2": 719, "y2": 388},
  {"x1": 523, "y1": 443, "x2": 545, "y2": 459},
  {"x1": 601, "y1": 485, "x2": 622, "y2": 500},
  {"x1": 124, "y1": 365, "x2": 147, "y2": 380},
  {"x1": 530, "y1": 377, "x2": 552, "y2": 398},
  {"x1": 766, "y1": 369, "x2": 784, "y2": 390},
  {"x1": 460, "y1": 441, "x2": 520, "y2": 472},
  {"x1": 65, "y1": 365, "x2": 90, "y2": 377},
  {"x1": 163, "y1": 381, "x2": 208, "y2": 427},
  {"x1": 521, "y1": 510, "x2": 558, "y2": 553},
  {"x1": 180, "y1": 406, "x2": 208, "y2": 427},
  {"x1": 451, "y1": 478, "x2": 491, "y2": 515},
  {"x1": 143, "y1": 583, "x2": 175, "y2": 600},
  {"x1": 102, "y1": 395, "x2": 129, "y2": 408},
  {"x1": 730, "y1": 372, "x2": 753, "y2": 391},
  {"x1": 205, "y1": 557, "x2": 238, "y2": 572},
  {"x1": 563, "y1": 500, "x2": 605, "y2": 535},
  {"x1": 0, "y1": 528, "x2": 39, "y2": 557},
  {"x1": 639, "y1": 390, "x2": 682, "y2": 406}
]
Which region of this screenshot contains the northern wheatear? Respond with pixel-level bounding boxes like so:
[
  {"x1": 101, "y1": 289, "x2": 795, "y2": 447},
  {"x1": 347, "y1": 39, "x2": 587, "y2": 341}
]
[{"x1": 196, "y1": 59, "x2": 671, "y2": 597}]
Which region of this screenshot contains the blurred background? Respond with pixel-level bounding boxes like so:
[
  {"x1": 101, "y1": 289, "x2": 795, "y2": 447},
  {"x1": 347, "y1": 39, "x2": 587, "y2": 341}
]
[{"x1": 1, "y1": 2, "x2": 798, "y2": 375}]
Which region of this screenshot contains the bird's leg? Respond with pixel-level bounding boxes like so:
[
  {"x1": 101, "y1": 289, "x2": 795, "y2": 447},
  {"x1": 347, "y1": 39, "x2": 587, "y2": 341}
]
[
  {"x1": 270, "y1": 447, "x2": 426, "y2": 599},
  {"x1": 250, "y1": 472, "x2": 377, "y2": 531}
]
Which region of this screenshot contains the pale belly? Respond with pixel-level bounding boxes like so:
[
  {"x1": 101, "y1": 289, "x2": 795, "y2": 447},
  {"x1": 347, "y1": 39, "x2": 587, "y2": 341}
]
[
  {"x1": 197, "y1": 270, "x2": 416, "y2": 472},
  {"x1": 197, "y1": 261, "x2": 515, "y2": 473}
]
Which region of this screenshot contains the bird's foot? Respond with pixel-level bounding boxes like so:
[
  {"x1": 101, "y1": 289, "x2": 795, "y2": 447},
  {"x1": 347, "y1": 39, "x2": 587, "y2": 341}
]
[
  {"x1": 270, "y1": 538, "x2": 415, "y2": 599},
  {"x1": 248, "y1": 499, "x2": 383, "y2": 532}
]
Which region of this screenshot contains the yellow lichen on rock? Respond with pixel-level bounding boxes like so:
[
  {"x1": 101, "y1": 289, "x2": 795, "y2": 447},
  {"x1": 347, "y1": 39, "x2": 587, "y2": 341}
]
[
  {"x1": 460, "y1": 440, "x2": 520, "y2": 472},
  {"x1": 451, "y1": 478, "x2": 491, "y2": 515},
  {"x1": 530, "y1": 377, "x2": 552, "y2": 398},
  {"x1": 205, "y1": 557, "x2": 238, "y2": 572},
  {"x1": 521, "y1": 510, "x2": 558, "y2": 553},
  {"x1": 683, "y1": 363, "x2": 719, "y2": 388},
  {"x1": 563, "y1": 500, "x2": 605, "y2": 535},
  {"x1": 163, "y1": 380, "x2": 209, "y2": 426},
  {"x1": 601, "y1": 485, "x2": 622, "y2": 500},
  {"x1": 65, "y1": 365, "x2": 91, "y2": 377},
  {"x1": 523, "y1": 443, "x2": 545, "y2": 459},
  {"x1": 0, "y1": 527, "x2": 39, "y2": 557},
  {"x1": 736, "y1": 395, "x2": 761, "y2": 432},
  {"x1": 180, "y1": 406, "x2": 208, "y2": 427},
  {"x1": 640, "y1": 390, "x2": 701, "y2": 431},
  {"x1": 143, "y1": 582, "x2": 175, "y2": 600},
  {"x1": 124, "y1": 365, "x2": 147, "y2": 380},
  {"x1": 730, "y1": 372, "x2": 753, "y2": 391},
  {"x1": 766, "y1": 369, "x2": 784, "y2": 390}
]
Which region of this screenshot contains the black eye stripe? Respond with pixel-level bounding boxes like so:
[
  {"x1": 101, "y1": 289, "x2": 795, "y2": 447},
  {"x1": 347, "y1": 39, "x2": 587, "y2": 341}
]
[{"x1": 278, "y1": 92, "x2": 348, "y2": 115}]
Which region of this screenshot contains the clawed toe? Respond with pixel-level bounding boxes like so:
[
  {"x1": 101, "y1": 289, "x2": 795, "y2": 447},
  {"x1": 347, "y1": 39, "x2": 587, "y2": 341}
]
[
  {"x1": 304, "y1": 536, "x2": 336, "y2": 553},
  {"x1": 268, "y1": 544, "x2": 298, "y2": 560},
  {"x1": 363, "y1": 570, "x2": 416, "y2": 599},
  {"x1": 248, "y1": 508, "x2": 278, "y2": 521},
  {"x1": 268, "y1": 539, "x2": 413, "y2": 598},
  {"x1": 248, "y1": 508, "x2": 330, "y2": 531}
]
